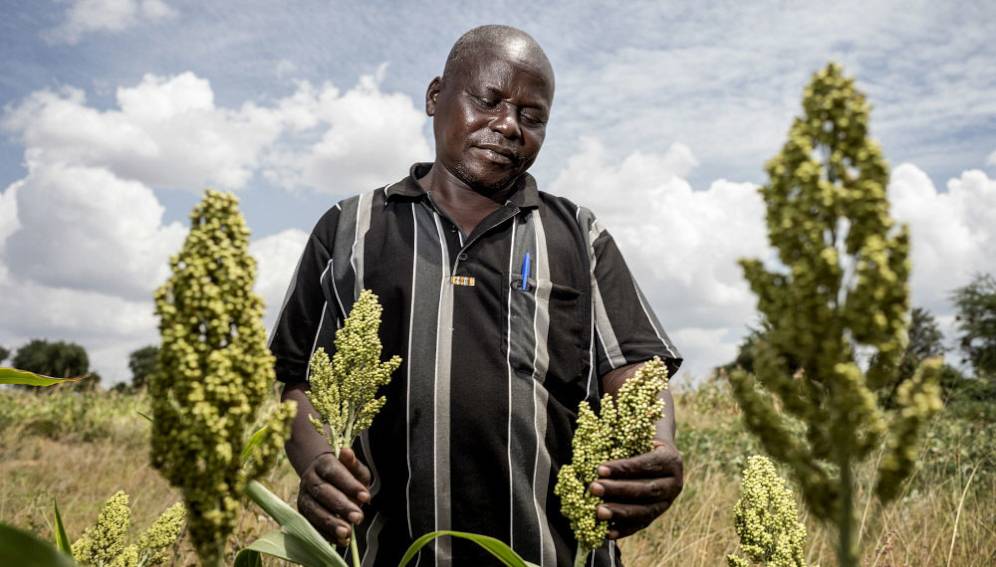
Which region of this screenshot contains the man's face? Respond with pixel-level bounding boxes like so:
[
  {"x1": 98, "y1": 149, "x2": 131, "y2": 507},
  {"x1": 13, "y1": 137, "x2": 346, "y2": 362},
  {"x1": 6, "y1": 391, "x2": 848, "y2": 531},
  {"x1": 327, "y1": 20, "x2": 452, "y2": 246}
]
[{"x1": 428, "y1": 47, "x2": 554, "y2": 193}]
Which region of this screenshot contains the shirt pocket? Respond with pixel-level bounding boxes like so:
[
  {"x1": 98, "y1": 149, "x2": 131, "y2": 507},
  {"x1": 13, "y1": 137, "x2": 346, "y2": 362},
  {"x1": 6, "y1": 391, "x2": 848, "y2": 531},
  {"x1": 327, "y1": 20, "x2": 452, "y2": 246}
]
[{"x1": 501, "y1": 272, "x2": 587, "y2": 383}]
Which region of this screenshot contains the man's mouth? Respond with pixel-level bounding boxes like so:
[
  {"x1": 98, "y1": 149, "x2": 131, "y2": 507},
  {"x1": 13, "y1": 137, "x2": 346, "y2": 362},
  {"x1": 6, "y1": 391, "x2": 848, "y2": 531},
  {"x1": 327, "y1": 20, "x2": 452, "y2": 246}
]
[{"x1": 474, "y1": 144, "x2": 518, "y2": 165}]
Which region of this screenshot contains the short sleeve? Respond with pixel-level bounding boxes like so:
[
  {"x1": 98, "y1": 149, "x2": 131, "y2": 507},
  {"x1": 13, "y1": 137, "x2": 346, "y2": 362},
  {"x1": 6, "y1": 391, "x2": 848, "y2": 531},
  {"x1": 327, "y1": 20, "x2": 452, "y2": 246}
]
[
  {"x1": 581, "y1": 209, "x2": 682, "y2": 379},
  {"x1": 268, "y1": 207, "x2": 342, "y2": 385}
]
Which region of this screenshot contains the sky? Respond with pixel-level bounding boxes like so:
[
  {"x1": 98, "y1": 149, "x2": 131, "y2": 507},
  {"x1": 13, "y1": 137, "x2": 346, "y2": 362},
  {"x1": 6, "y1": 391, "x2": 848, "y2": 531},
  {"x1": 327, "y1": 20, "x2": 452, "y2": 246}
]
[{"x1": 1, "y1": 0, "x2": 995, "y2": 385}]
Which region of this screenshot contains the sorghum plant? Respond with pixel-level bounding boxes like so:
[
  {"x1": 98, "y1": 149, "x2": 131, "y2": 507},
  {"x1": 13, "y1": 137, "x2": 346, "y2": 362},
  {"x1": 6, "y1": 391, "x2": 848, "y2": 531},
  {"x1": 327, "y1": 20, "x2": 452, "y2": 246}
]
[
  {"x1": 306, "y1": 288, "x2": 401, "y2": 566},
  {"x1": 70, "y1": 491, "x2": 185, "y2": 567},
  {"x1": 555, "y1": 357, "x2": 669, "y2": 567},
  {"x1": 729, "y1": 63, "x2": 943, "y2": 567},
  {"x1": 727, "y1": 456, "x2": 807, "y2": 567},
  {"x1": 306, "y1": 289, "x2": 401, "y2": 457},
  {"x1": 151, "y1": 189, "x2": 294, "y2": 566}
]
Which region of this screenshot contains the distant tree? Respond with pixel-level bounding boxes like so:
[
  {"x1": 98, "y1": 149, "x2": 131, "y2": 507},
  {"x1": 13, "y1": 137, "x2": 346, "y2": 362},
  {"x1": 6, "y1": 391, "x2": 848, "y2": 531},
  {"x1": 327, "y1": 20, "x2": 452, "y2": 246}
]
[
  {"x1": 12, "y1": 339, "x2": 96, "y2": 390},
  {"x1": 0, "y1": 345, "x2": 9, "y2": 364},
  {"x1": 901, "y1": 307, "x2": 947, "y2": 373},
  {"x1": 128, "y1": 345, "x2": 159, "y2": 390},
  {"x1": 875, "y1": 307, "x2": 949, "y2": 406},
  {"x1": 719, "y1": 323, "x2": 800, "y2": 377},
  {"x1": 719, "y1": 327, "x2": 763, "y2": 375},
  {"x1": 952, "y1": 273, "x2": 996, "y2": 380}
]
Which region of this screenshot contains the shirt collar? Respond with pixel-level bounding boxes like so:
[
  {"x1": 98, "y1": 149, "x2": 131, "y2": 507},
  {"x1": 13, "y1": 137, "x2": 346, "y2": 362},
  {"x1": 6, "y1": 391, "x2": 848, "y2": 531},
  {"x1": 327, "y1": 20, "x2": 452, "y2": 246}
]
[{"x1": 385, "y1": 162, "x2": 540, "y2": 209}]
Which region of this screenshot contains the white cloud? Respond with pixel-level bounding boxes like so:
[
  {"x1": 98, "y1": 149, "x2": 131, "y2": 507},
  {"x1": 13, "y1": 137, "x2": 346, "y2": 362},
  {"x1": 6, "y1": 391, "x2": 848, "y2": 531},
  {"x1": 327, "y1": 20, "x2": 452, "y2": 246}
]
[
  {"x1": 549, "y1": 138, "x2": 769, "y2": 380},
  {"x1": 3, "y1": 71, "x2": 431, "y2": 196},
  {"x1": 263, "y1": 73, "x2": 432, "y2": 194},
  {"x1": 536, "y1": 2, "x2": 995, "y2": 188},
  {"x1": 669, "y1": 327, "x2": 739, "y2": 384},
  {"x1": 44, "y1": 0, "x2": 176, "y2": 45},
  {"x1": 275, "y1": 59, "x2": 299, "y2": 79},
  {"x1": 250, "y1": 228, "x2": 309, "y2": 333},
  {"x1": 547, "y1": 141, "x2": 996, "y2": 381},
  {"x1": 0, "y1": 160, "x2": 177, "y2": 383},
  {"x1": 988, "y1": 150, "x2": 996, "y2": 167},
  {"x1": 889, "y1": 164, "x2": 996, "y2": 319},
  {"x1": 5, "y1": 162, "x2": 185, "y2": 300},
  {"x1": 0, "y1": 181, "x2": 20, "y2": 257},
  {"x1": 3, "y1": 73, "x2": 285, "y2": 191}
]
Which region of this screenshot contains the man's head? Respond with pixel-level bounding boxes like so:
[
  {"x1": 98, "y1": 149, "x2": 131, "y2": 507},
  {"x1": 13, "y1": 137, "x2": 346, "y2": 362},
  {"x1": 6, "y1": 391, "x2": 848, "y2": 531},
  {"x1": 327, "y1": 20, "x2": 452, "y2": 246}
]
[{"x1": 426, "y1": 25, "x2": 555, "y2": 194}]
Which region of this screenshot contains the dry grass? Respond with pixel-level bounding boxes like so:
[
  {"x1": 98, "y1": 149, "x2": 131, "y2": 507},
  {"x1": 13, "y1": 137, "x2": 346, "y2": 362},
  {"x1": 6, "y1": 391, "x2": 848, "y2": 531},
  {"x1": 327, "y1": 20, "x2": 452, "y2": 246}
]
[{"x1": 1, "y1": 386, "x2": 993, "y2": 566}]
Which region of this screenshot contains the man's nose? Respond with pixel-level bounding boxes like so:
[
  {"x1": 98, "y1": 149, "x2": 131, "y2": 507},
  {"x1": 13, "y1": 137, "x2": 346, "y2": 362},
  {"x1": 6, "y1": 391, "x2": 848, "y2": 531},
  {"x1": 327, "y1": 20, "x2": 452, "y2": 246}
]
[{"x1": 488, "y1": 102, "x2": 521, "y2": 140}]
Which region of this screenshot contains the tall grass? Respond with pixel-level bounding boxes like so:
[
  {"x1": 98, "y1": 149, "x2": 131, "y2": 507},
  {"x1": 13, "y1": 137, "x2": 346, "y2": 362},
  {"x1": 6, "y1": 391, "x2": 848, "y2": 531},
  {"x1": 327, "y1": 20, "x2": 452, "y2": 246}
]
[{"x1": 1, "y1": 384, "x2": 992, "y2": 565}]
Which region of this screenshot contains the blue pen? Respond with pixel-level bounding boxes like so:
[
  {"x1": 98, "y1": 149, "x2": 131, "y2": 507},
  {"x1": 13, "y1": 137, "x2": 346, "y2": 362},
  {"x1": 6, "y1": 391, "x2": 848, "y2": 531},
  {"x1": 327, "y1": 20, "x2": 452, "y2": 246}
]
[{"x1": 520, "y1": 252, "x2": 531, "y2": 291}]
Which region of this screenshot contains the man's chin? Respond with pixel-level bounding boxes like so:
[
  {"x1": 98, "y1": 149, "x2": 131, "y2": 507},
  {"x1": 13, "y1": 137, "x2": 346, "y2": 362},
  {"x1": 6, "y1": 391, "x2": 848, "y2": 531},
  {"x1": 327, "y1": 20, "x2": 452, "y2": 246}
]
[{"x1": 453, "y1": 162, "x2": 522, "y2": 194}]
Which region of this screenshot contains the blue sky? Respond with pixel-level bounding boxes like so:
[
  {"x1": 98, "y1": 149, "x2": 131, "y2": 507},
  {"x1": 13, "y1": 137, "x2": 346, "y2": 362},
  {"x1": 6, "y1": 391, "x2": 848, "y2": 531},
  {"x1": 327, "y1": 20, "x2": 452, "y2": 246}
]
[{"x1": 1, "y1": 1, "x2": 995, "y2": 383}]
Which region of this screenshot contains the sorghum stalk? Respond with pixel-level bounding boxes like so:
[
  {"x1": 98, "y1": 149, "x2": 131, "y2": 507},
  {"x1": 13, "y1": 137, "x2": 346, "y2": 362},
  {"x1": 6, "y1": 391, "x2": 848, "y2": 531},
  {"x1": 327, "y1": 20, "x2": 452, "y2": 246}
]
[
  {"x1": 306, "y1": 288, "x2": 401, "y2": 567},
  {"x1": 555, "y1": 357, "x2": 669, "y2": 567},
  {"x1": 151, "y1": 189, "x2": 295, "y2": 566},
  {"x1": 729, "y1": 63, "x2": 943, "y2": 567}
]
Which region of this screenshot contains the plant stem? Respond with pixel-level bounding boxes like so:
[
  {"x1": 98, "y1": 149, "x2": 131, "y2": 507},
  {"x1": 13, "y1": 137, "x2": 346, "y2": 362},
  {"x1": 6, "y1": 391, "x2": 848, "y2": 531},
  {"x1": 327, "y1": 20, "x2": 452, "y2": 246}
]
[
  {"x1": 573, "y1": 545, "x2": 589, "y2": 567},
  {"x1": 350, "y1": 526, "x2": 362, "y2": 567},
  {"x1": 837, "y1": 455, "x2": 859, "y2": 567}
]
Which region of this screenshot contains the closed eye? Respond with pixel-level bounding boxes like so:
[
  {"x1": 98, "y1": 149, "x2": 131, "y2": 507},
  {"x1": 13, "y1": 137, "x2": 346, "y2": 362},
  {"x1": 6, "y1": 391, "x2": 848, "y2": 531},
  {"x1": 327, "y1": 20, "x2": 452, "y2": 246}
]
[
  {"x1": 474, "y1": 94, "x2": 499, "y2": 108},
  {"x1": 521, "y1": 111, "x2": 546, "y2": 126}
]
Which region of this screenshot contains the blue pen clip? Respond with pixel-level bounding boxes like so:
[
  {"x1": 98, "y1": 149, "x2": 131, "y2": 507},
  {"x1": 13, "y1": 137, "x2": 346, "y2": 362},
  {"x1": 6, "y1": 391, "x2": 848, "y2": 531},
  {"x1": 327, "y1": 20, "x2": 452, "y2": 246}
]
[{"x1": 520, "y1": 252, "x2": 531, "y2": 291}]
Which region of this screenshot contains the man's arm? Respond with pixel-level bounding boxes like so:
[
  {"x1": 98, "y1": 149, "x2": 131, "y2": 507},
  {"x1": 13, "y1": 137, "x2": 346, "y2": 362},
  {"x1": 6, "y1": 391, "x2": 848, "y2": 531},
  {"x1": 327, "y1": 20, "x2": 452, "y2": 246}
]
[
  {"x1": 283, "y1": 382, "x2": 372, "y2": 546},
  {"x1": 589, "y1": 361, "x2": 684, "y2": 540}
]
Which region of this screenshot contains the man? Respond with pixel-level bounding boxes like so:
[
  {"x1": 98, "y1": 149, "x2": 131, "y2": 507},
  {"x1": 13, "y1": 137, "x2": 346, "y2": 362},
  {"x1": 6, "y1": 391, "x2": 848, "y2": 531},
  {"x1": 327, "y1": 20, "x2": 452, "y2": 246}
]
[{"x1": 269, "y1": 25, "x2": 683, "y2": 567}]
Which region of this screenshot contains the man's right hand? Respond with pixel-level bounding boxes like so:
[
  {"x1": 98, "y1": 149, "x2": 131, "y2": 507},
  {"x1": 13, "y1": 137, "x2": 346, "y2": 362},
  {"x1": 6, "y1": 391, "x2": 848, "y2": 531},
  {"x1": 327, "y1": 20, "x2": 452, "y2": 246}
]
[{"x1": 297, "y1": 447, "x2": 372, "y2": 546}]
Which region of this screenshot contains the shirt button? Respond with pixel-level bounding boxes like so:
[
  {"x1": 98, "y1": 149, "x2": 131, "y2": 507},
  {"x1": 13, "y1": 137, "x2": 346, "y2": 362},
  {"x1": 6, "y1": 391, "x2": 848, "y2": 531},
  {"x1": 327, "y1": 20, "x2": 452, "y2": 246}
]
[{"x1": 458, "y1": 252, "x2": 469, "y2": 261}]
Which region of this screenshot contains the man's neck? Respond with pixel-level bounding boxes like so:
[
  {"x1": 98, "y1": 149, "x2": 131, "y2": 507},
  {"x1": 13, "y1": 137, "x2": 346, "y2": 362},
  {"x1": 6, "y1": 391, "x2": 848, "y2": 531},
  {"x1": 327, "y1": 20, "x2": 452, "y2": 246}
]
[{"x1": 417, "y1": 163, "x2": 519, "y2": 236}]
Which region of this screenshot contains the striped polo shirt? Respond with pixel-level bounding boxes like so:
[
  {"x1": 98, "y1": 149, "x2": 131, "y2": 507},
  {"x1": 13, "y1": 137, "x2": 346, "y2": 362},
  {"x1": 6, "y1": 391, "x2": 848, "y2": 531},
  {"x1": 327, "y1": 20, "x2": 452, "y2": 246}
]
[{"x1": 269, "y1": 162, "x2": 682, "y2": 567}]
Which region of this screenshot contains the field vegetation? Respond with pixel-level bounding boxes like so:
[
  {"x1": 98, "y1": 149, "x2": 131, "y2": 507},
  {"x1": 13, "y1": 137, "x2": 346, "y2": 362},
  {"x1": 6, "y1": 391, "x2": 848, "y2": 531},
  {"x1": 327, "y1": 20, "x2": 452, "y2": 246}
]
[
  {"x1": 3, "y1": 62, "x2": 994, "y2": 567},
  {"x1": 1, "y1": 380, "x2": 991, "y2": 566}
]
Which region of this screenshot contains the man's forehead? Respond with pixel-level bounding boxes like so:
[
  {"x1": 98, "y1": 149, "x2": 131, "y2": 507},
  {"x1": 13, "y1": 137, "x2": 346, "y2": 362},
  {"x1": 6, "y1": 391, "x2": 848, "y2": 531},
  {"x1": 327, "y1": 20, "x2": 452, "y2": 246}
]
[{"x1": 450, "y1": 46, "x2": 554, "y2": 96}]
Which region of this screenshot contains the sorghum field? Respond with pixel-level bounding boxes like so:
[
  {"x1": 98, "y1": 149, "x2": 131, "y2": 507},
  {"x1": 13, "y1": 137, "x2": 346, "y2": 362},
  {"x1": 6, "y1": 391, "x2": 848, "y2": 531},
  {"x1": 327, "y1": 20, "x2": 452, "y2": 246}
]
[{"x1": 1, "y1": 382, "x2": 992, "y2": 566}]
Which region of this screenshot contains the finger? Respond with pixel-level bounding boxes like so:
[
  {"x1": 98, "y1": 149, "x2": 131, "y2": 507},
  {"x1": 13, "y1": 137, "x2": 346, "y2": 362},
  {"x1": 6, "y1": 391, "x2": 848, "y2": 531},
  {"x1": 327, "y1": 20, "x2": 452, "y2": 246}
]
[
  {"x1": 313, "y1": 452, "x2": 371, "y2": 505},
  {"x1": 298, "y1": 491, "x2": 353, "y2": 546},
  {"x1": 306, "y1": 478, "x2": 365, "y2": 525},
  {"x1": 598, "y1": 446, "x2": 683, "y2": 480},
  {"x1": 590, "y1": 476, "x2": 682, "y2": 503},
  {"x1": 340, "y1": 447, "x2": 373, "y2": 491},
  {"x1": 600, "y1": 501, "x2": 671, "y2": 539}
]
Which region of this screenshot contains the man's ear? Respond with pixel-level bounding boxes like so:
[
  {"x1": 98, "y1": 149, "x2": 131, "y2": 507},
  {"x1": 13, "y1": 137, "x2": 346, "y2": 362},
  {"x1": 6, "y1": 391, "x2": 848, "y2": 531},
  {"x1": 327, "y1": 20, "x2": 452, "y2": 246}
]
[{"x1": 425, "y1": 76, "x2": 442, "y2": 116}]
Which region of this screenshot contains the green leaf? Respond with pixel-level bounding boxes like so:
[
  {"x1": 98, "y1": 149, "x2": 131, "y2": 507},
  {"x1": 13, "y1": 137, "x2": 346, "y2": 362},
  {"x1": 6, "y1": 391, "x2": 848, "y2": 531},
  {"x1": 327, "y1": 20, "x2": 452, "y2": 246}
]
[
  {"x1": 243, "y1": 480, "x2": 347, "y2": 567},
  {"x1": 51, "y1": 500, "x2": 71, "y2": 556},
  {"x1": 398, "y1": 530, "x2": 540, "y2": 567},
  {"x1": 0, "y1": 522, "x2": 77, "y2": 567},
  {"x1": 136, "y1": 410, "x2": 153, "y2": 423},
  {"x1": 0, "y1": 368, "x2": 81, "y2": 387},
  {"x1": 233, "y1": 548, "x2": 263, "y2": 567},
  {"x1": 241, "y1": 424, "x2": 270, "y2": 464},
  {"x1": 235, "y1": 529, "x2": 349, "y2": 567}
]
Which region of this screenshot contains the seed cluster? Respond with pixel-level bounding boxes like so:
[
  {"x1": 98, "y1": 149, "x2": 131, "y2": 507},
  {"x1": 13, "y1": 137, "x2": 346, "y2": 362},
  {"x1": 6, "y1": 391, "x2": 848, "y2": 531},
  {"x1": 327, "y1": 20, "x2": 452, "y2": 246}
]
[
  {"x1": 70, "y1": 491, "x2": 186, "y2": 567},
  {"x1": 730, "y1": 63, "x2": 944, "y2": 526},
  {"x1": 555, "y1": 357, "x2": 668, "y2": 558},
  {"x1": 71, "y1": 491, "x2": 130, "y2": 566},
  {"x1": 727, "y1": 456, "x2": 807, "y2": 567},
  {"x1": 151, "y1": 189, "x2": 294, "y2": 565},
  {"x1": 307, "y1": 289, "x2": 401, "y2": 453}
]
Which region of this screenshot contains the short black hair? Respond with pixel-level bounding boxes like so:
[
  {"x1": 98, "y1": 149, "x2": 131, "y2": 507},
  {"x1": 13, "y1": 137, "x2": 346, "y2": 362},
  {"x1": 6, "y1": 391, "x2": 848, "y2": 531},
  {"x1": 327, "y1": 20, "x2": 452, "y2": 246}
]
[{"x1": 443, "y1": 24, "x2": 554, "y2": 84}]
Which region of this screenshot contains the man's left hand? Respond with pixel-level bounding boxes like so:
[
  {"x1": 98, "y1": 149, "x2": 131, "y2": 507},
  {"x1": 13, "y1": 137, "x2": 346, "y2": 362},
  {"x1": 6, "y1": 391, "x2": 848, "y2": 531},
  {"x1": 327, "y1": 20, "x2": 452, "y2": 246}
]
[{"x1": 588, "y1": 438, "x2": 683, "y2": 540}]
